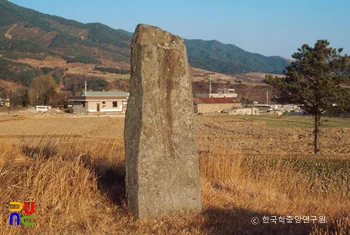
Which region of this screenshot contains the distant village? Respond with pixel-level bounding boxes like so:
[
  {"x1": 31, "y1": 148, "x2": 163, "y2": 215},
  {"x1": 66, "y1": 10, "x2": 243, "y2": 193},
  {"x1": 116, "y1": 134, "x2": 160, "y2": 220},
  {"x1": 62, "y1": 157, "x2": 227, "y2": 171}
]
[{"x1": 0, "y1": 79, "x2": 302, "y2": 116}]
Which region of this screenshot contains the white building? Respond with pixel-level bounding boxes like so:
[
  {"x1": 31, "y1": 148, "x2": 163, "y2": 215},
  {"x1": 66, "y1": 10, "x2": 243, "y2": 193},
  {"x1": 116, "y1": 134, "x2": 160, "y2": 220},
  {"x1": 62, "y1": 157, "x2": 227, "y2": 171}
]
[
  {"x1": 222, "y1": 107, "x2": 260, "y2": 115},
  {"x1": 68, "y1": 91, "x2": 129, "y2": 114},
  {"x1": 0, "y1": 98, "x2": 10, "y2": 107},
  {"x1": 270, "y1": 104, "x2": 301, "y2": 112},
  {"x1": 210, "y1": 88, "x2": 238, "y2": 98}
]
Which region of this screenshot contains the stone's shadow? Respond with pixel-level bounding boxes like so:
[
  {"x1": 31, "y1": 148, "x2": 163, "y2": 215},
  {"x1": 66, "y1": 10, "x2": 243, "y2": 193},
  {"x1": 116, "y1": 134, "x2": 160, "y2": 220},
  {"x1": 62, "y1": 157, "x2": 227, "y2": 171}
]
[
  {"x1": 77, "y1": 153, "x2": 126, "y2": 206},
  {"x1": 201, "y1": 208, "x2": 314, "y2": 235},
  {"x1": 92, "y1": 161, "x2": 126, "y2": 205}
]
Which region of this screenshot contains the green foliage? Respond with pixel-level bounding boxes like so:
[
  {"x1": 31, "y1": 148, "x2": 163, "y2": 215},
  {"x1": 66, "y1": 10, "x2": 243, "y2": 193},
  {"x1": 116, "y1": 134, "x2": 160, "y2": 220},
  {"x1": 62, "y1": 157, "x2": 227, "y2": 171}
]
[
  {"x1": 94, "y1": 66, "x2": 130, "y2": 74},
  {"x1": 30, "y1": 74, "x2": 58, "y2": 105},
  {"x1": 62, "y1": 74, "x2": 109, "y2": 94},
  {"x1": 48, "y1": 33, "x2": 83, "y2": 48},
  {"x1": 86, "y1": 23, "x2": 131, "y2": 49},
  {"x1": 1, "y1": 51, "x2": 21, "y2": 60},
  {"x1": 265, "y1": 40, "x2": 350, "y2": 114},
  {"x1": 6, "y1": 52, "x2": 47, "y2": 60},
  {"x1": 46, "y1": 33, "x2": 101, "y2": 64},
  {"x1": 40, "y1": 67, "x2": 64, "y2": 84},
  {"x1": 0, "y1": 58, "x2": 42, "y2": 85},
  {"x1": 0, "y1": 1, "x2": 129, "y2": 66},
  {"x1": 0, "y1": 0, "x2": 53, "y2": 31},
  {"x1": 185, "y1": 39, "x2": 290, "y2": 74},
  {"x1": 241, "y1": 97, "x2": 253, "y2": 106},
  {"x1": 265, "y1": 40, "x2": 350, "y2": 153},
  {"x1": 64, "y1": 55, "x2": 100, "y2": 64},
  {"x1": 8, "y1": 88, "x2": 30, "y2": 107},
  {"x1": 47, "y1": 15, "x2": 86, "y2": 30},
  {"x1": 0, "y1": 37, "x2": 48, "y2": 53},
  {"x1": 81, "y1": 78, "x2": 109, "y2": 92},
  {"x1": 41, "y1": 67, "x2": 55, "y2": 74}
]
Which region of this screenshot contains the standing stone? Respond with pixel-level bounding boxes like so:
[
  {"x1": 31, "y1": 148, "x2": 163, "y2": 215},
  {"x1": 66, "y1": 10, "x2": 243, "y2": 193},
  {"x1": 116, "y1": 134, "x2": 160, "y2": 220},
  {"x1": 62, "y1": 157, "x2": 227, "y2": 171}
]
[{"x1": 124, "y1": 24, "x2": 202, "y2": 219}]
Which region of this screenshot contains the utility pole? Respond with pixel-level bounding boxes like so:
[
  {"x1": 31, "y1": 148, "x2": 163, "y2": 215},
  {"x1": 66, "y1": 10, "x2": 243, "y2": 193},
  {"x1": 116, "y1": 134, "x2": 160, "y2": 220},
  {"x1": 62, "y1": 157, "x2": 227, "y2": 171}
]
[
  {"x1": 209, "y1": 75, "x2": 212, "y2": 98},
  {"x1": 266, "y1": 90, "x2": 269, "y2": 105},
  {"x1": 8, "y1": 90, "x2": 11, "y2": 114}
]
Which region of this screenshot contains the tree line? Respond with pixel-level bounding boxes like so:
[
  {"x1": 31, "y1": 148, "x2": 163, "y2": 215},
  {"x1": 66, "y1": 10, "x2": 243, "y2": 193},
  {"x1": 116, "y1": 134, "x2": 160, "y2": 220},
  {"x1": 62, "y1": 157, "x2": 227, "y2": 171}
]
[
  {"x1": 2, "y1": 74, "x2": 66, "y2": 108},
  {"x1": 0, "y1": 73, "x2": 111, "y2": 108}
]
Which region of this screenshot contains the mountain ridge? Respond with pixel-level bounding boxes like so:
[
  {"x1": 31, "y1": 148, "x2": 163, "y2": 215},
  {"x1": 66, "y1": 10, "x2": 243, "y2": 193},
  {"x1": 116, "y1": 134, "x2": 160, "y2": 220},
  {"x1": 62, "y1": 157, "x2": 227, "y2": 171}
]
[{"x1": 0, "y1": 0, "x2": 289, "y2": 87}]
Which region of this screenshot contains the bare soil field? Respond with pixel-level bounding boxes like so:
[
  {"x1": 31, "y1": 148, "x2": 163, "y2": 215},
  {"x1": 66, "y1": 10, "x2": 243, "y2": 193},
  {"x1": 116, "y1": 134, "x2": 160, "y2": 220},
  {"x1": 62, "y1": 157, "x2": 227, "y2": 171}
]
[
  {"x1": 0, "y1": 114, "x2": 124, "y2": 141},
  {"x1": 0, "y1": 114, "x2": 349, "y2": 234},
  {"x1": 196, "y1": 115, "x2": 350, "y2": 156}
]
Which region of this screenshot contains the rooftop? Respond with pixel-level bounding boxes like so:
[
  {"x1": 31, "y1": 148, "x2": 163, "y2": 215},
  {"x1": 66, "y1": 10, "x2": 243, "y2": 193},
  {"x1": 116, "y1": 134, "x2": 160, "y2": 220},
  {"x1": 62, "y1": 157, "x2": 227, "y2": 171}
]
[
  {"x1": 81, "y1": 91, "x2": 129, "y2": 97},
  {"x1": 194, "y1": 97, "x2": 239, "y2": 104}
]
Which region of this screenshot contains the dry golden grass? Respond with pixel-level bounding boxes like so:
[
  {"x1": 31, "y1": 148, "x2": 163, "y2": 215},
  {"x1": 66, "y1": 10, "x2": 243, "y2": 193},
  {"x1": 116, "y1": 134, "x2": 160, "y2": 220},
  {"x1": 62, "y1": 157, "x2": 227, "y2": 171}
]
[{"x1": 0, "y1": 114, "x2": 349, "y2": 234}]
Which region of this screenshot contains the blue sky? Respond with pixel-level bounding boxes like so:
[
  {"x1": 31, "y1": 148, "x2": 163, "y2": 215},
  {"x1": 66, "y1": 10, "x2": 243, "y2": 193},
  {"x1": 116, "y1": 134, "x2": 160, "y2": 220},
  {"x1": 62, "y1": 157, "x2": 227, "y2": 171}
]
[{"x1": 9, "y1": 0, "x2": 350, "y2": 58}]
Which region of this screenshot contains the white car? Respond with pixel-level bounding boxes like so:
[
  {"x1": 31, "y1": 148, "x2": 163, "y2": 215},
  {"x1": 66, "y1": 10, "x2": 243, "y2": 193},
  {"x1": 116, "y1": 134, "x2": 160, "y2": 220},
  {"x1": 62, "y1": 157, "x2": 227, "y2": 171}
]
[{"x1": 35, "y1": 106, "x2": 51, "y2": 113}]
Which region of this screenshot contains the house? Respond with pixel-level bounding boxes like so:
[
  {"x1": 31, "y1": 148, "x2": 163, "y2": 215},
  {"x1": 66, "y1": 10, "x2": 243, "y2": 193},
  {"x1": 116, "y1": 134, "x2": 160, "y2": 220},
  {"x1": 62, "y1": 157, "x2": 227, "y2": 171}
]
[
  {"x1": 269, "y1": 104, "x2": 301, "y2": 112},
  {"x1": 267, "y1": 110, "x2": 283, "y2": 116},
  {"x1": 210, "y1": 88, "x2": 238, "y2": 98},
  {"x1": 224, "y1": 107, "x2": 260, "y2": 116},
  {"x1": 252, "y1": 104, "x2": 271, "y2": 113},
  {"x1": 193, "y1": 97, "x2": 241, "y2": 113},
  {"x1": 68, "y1": 91, "x2": 129, "y2": 114},
  {"x1": 0, "y1": 98, "x2": 10, "y2": 107},
  {"x1": 195, "y1": 88, "x2": 238, "y2": 99}
]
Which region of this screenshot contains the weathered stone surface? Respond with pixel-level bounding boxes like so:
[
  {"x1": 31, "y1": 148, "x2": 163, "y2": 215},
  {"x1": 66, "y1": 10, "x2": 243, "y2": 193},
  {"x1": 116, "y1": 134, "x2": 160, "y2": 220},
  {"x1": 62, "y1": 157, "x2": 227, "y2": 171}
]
[{"x1": 124, "y1": 24, "x2": 202, "y2": 219}]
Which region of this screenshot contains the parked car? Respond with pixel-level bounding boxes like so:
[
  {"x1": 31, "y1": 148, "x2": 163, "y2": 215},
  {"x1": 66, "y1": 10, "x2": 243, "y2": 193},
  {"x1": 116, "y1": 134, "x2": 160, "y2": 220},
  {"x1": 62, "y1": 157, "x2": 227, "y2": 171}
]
[{"x1": 35, "y1": 106, "x2": 51, "y2": 113}]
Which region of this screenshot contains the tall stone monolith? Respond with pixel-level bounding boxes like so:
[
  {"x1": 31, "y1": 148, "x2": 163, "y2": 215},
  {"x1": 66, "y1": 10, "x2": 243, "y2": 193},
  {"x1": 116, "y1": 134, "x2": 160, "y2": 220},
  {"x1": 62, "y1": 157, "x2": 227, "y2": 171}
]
[{"x1": 124, "y1": 24, "x2": 202, "y2": 219}]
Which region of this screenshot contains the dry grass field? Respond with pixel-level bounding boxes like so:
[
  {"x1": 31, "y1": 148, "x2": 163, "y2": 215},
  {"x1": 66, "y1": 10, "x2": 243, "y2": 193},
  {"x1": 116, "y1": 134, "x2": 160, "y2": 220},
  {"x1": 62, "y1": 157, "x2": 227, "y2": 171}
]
[{"x1": 0, "y1": 113, "x2": 349, "y2": 234}]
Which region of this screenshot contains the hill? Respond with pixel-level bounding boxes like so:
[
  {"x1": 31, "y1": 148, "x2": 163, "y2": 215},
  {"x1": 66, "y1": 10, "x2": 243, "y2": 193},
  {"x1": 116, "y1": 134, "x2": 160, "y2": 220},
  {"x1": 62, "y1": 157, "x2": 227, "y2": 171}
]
[
  {"x1": 185, "y1": 39, "x2": 289, "y2": 74},
  {"x1": 0, "y1": 0, "x2": 289, "y2": 87}
]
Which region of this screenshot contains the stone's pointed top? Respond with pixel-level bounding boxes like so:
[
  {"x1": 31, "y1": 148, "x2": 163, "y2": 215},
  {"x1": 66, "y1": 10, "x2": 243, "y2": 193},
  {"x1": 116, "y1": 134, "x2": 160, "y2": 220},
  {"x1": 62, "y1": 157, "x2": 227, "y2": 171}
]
[
  {"x1": 135, "y1": 24, "x2": 160, "y2": 30},
  {"x1": 133, "y1": 24, "x2": 183, "y2": 47}
]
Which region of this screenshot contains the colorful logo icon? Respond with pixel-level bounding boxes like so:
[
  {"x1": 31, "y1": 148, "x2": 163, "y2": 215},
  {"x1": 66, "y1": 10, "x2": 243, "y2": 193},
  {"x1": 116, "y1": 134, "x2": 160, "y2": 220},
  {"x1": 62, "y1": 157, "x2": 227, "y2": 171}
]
[{"x1": 9, "y1": 202, "x2": 35, "y2": 226}]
